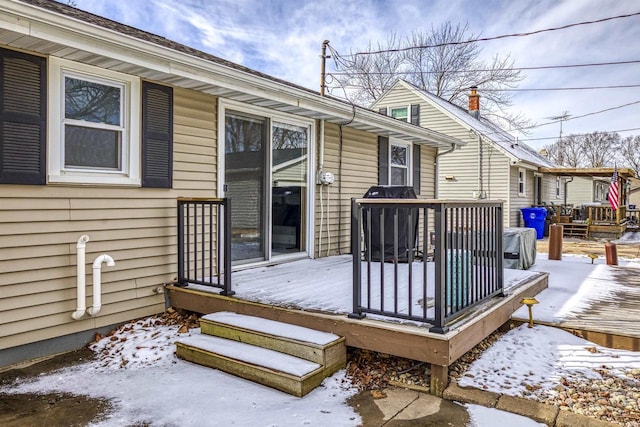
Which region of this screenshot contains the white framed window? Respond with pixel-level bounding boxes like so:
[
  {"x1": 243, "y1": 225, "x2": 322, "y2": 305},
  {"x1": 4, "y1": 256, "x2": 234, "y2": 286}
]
[
  {"x1": 390, "y1": 106, "x2": 408, "y2": 122},
  {"x1": 518, "y1": 168, "x2": 526, "y2": 196},
  {"x1": 390, "y1": 141, "x2": 411, "y2": 186},
  {"x1": 48, "y1": 57, "x2": 140, "y2": 185}
]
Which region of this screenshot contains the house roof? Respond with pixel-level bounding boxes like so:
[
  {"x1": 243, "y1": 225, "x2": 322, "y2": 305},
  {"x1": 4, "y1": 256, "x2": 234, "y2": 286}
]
[
  {"x1": 373, "y1": 80, "x2": 555, "y2": 167},
  {"x1": 2, "y1": 0, "x2": 463, "y2": 149}
]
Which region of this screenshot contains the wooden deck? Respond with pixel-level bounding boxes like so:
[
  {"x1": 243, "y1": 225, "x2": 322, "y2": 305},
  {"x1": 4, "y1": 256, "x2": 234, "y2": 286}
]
[
  {"x1": 513, "y1": 264, "x2": 640, "y2": 351},
  {"x1": 167, "y1": 256, "x2": 548, "y2": 395}
]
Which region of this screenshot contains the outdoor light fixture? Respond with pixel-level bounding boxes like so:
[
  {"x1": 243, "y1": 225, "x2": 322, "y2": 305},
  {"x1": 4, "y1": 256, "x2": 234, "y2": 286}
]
[
  {"x1": 445, "y1": 175, "x2": 456, "y2": 181},
  {"x1": 520, "y1": 297, "x2": 539, "y2": 328}
]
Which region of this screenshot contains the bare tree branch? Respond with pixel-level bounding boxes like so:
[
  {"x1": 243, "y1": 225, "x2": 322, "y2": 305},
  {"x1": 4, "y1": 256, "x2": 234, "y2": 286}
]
[
  {"x1": 330, "y1": 22, "x2": 530, "y2": 131},
  {"x1": 619, "y1": 135, "x2": 640, "y2": 176}
]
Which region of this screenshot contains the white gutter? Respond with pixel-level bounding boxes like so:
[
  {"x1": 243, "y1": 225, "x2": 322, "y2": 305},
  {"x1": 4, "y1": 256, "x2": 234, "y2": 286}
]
[
  {"x1": 86, "y1": 254, "x2": 115, "y2": 317},
  {"x1": 72, "y1": 234, "x2": 90, "y2": 320},
  {"x1": 1, "y1": 0, "x2": 462, "y2": 149}
]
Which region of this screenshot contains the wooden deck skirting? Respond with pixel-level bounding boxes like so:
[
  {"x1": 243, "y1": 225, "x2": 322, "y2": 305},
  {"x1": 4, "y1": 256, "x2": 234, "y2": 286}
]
[{"x1": 167, "y1": 272, "x2": 548, "y2": 395}]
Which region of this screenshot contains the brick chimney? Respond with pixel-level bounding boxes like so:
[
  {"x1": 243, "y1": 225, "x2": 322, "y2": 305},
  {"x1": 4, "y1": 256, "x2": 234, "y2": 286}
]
[{"x1": 468, "y1": 86, "x2": 480, "y2": 119}]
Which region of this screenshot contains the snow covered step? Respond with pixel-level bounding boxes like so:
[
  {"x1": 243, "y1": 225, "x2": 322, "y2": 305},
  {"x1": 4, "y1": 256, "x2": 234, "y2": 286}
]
[
  {"x1": 175, "y1": 334, "x2": 327, "y2": 397},
  {"x1": 199, "y1": 312, "x2": 346, "y2": 375}
]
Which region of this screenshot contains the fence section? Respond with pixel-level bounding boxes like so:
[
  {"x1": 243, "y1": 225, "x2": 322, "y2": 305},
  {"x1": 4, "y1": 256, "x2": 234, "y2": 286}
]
[
  {"x1": 177, "y1": 197, "x2": 233, "y2": 295},
  {"x1": 350, "y1": 199, "x2": 503, "y2": 333}
]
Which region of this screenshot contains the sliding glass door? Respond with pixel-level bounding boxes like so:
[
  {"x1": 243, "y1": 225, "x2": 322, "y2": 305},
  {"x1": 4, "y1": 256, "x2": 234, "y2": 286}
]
[
  {"x1": 225, "y1": 111, "x2": 267, "y2": 263},
  {"x1": 224, "y1": 108, "x2": 310, "y2": 265}
]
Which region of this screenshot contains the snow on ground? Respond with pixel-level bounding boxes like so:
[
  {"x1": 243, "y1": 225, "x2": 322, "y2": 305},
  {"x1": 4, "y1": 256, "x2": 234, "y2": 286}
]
[
  {"x1": 513, "y1": 253, "x2": 640, "y2": 323},
  {"x1": 458, "y1": 324, "x2": 640, "y2": 396},
  {"x1": 1, "y1": 317, "x2": 360, "y2": 427},
  {"x1": 466, "y1": 403, "x2": 546, "y2": 426},
  {"x1": 3, "y1": 247, "x2": 640, "y2": 425},
  {"x1": 613, "y1": 231, "x2": 640, "y2": 245}
]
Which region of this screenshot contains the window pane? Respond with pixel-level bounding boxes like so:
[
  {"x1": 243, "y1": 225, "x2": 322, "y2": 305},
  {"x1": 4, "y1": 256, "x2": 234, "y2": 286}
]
[
  {"x1": 65, "y1": 125, "x2": 121, "y2": 169},
  {"x1": 391, "y1": 145, "x2": 407, "y2": 166},
  {"x1": 391, "y1": 107, "x2": 408, "y2": 121},
  {"x1": 272, "y1": 122, "x2": 308, "y2": 256},
  {"x1": 391, "y1": 166, "x2": 407, "y2": 185},
  {"x1": 225, "y1": 111, "x2": 266, "y2": 262},
  {"x1": 65, "y1": 77, "x2": 121, "y2": 125}
]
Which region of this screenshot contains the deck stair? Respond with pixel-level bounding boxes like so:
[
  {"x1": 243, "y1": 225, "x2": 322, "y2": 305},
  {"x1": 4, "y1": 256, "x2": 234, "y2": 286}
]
[
  {"x1": 562, "y1": 222, "x2": 589, "y2": 238},
  {"x1": 175, "y1": 312, "x2": 346, "y2": 397}
]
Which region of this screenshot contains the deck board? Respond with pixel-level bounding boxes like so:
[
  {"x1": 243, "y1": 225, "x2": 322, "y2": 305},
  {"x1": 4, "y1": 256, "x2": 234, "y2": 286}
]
[
  {"x1": 170, "y1": 256, "x2": 548, "y2": 366},
  {"x1": 512, "y1": 264, "x2": 640, "y2": 350}
]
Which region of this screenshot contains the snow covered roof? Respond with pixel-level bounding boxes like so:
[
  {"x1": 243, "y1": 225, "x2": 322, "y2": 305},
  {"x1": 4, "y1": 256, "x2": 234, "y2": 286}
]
[{"x1": 395, "y1": 80, "x2": 557, "y2": 168}]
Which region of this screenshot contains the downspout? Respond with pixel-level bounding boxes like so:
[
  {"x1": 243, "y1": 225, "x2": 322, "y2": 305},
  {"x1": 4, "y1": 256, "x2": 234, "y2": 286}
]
[
  {"x1": 87, "y1": 254, "x2": 115, "y2": 317},
  {"x1": 318, "y1": 119, "x2": 325, "y2": 257},
  {"x1": 564, "y1": 176, "x2": 573, "y2": 206},
  {"x1": 72, "y1": 235, "x2": 90, "y2": 320},
  {"x1": 435, "y1": 143, "x2": 456, "y2": 198}
]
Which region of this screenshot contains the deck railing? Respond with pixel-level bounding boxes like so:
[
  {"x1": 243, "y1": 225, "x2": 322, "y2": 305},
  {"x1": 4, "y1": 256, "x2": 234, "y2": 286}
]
[
  {"x1": 177, "y1": 197, "x2": 233, "y2": 295},
  {"x1": 589, "y1": 205, "x2": 625, "y2": 225},
  {"x1": 350, "y1": 199, "x2": 504, "y2": 333}
]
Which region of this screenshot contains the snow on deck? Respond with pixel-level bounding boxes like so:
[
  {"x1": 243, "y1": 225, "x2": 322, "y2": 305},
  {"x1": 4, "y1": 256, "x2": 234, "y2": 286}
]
[
  {"x1": 202, "y1": 311, "x2": 340, "y2": 345},
  {"x1": 513, "y1": 254, "x2": 640, "y2": 338},
  {"x1": 188, "y1": 255, "x2": 541, "y2": 323},
  {"x1": 178, "y1": 334, "x2": 321, "y2": 377}
]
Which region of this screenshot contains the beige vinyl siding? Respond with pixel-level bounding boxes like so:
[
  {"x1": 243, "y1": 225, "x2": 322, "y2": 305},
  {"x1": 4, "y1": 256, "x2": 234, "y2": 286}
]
[
  {"x1": 420, "y1": 145, "x2": 437, "y2": 198},
  {"x1": 315, "y1": 123, "x2": 378, "y2": 256},
  {"x1": 565, "y1": 177, "x2": 595, "y2": 205},
  {"x1": 314, "y1": 122, "x2": 437, "y2": 258},
  {"x1": 542, "y1": 174, "x2": 564, "y2": 204},
  {"x1": 508, "y1": 166, "x2": 537, "y2": 227},
  {"x1": 0, "y1": 87, "x2": 217, "y2": 351},
  {"x1": 376, "y1": 84, "x2": 513, "y2": 225}
]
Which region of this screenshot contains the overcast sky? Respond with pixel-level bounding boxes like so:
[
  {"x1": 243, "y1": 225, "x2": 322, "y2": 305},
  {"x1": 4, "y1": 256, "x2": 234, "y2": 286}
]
[{"x1": 73, "y1": 0, "x2": 640, "y2": 151}]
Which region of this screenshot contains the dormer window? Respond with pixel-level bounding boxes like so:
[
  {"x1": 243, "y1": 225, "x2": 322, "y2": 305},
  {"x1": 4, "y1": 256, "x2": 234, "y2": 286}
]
[{"x1": 390, "y1": 107, "x2": 408, "y2": 122}]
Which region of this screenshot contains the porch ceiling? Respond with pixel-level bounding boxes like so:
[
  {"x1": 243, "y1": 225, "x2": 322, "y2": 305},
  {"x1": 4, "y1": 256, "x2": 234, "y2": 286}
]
[{"x1": 0, "y1": 1, "x2": 462, "y2": 149}]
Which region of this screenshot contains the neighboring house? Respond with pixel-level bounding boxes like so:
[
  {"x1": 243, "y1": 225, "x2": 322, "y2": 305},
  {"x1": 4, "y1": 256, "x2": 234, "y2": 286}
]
[
  {"x1": 565, "y1": 176, "x2": 611, "y2": 206},
  {"x1": 0, "y1": 0, "x2": 463, "y2": 366},
  {"x1": 373, "y1": 80, "x2": 562, "y2": 227},
  {"x1": 629, "y1": 177, "x2": 640, "y2": 208}
]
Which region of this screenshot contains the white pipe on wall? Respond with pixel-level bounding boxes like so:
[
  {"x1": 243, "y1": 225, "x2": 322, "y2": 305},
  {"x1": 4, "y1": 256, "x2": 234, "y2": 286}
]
[
  {"x1": 87, "y1": 254, "x2": 115, "y2": 317},
  {"x1": 72, "y1": 235, "x2": 90, "y2": 320}
]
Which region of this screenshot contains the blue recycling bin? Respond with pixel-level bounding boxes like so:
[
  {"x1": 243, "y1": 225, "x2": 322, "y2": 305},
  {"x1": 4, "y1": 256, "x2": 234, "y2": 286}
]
[{"x1": 521, "y1": 207, "x2": 547, "y2": 239}]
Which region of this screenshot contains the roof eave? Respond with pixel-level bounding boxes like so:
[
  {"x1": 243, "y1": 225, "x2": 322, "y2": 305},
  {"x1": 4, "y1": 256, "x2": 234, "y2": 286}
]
[{"x1": 3, "y1": 0, "x2": 462, "y2": 149}]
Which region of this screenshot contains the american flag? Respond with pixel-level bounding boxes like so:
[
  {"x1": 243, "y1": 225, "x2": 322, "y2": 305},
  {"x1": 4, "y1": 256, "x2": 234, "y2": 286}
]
[{"x1": 608, "y1": 166, "x2": 619, "y2": 211}]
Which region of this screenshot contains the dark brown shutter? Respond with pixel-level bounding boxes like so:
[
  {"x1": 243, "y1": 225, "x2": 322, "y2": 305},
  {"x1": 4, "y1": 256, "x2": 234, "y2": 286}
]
[
  {"x1": 378, "y1": 136, "x2": 389, "y2": 185},
  {"x1": 378, "y1": 107, "x2": 387, "y2": 115},
  {"x1": 413, "y1": 144, "x2": 421, "y2": 195},
  {"x1": 142, "y1": 82, "x2": 173, "y2": 188},
  {"x1": 410, "y1": 104, "x2": 420, "y2": 126},
  {"x1": 0, "y1": 49, "x2": 46, "y2": 185}
]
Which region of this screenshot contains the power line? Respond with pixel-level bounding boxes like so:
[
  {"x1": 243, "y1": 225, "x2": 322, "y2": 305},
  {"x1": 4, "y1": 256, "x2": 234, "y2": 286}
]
[
  {"x1": 328, "y1": 59, "x2": 640, "y2": 75},
  {"x1": 535, "y1": 99, "x2": 640, "y2": 128},
  {"x1": 329, "y1": 81, "x2": 640, "y2": 93},
  {"x1": 472, "y1": 84, "x2": 640, "y2": 92},
  {"x1": 519, "y1": 127, "x2": 640, "y2": 142},
  {"x1": 337, "y1": 11, "x2": 640, "y2": 57},
  {"x1": 479, "y1": 99, "x2": 640, "y2": 137}
]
